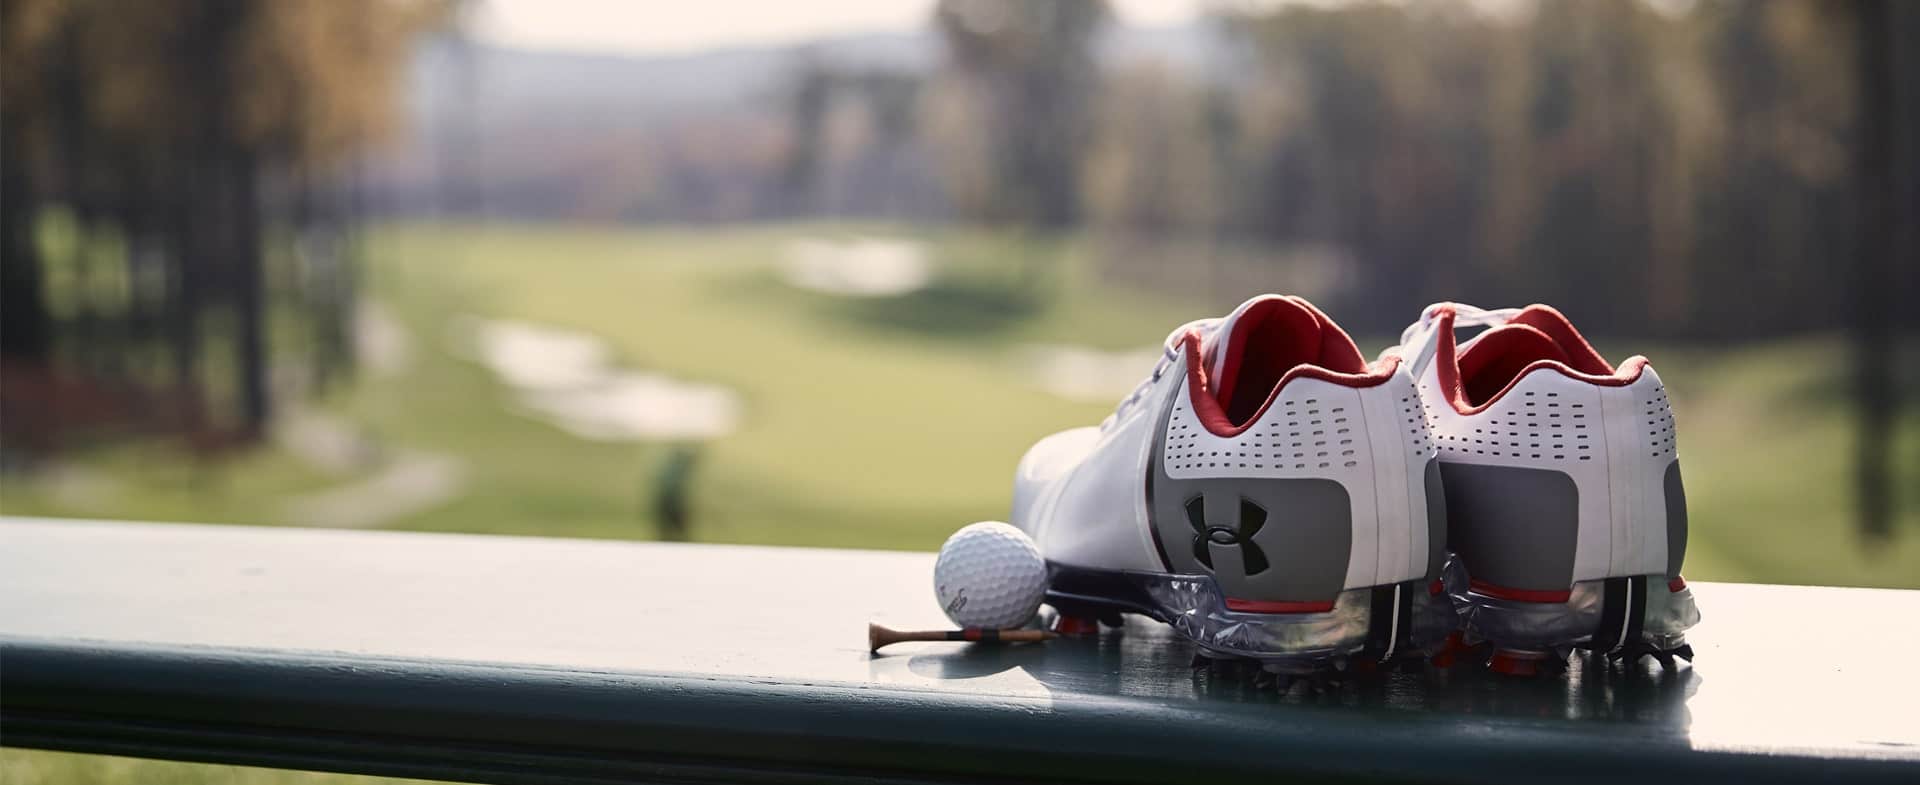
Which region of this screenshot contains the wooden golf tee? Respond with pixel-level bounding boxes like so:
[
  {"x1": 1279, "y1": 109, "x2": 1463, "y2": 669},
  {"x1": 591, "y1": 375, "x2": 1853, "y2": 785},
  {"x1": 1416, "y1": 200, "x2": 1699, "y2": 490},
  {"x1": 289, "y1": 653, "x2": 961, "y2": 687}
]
[{"x1": 868, "y1": 622, "x2": 1059, "y2": 652}]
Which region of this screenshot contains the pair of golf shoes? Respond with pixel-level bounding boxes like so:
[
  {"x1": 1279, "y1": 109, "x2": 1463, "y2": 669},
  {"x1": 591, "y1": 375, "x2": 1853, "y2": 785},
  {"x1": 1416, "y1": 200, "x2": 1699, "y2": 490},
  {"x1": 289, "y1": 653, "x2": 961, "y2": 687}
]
[{"x1": 1011, "y1": 295, "x2": 1700, "y2": 678}]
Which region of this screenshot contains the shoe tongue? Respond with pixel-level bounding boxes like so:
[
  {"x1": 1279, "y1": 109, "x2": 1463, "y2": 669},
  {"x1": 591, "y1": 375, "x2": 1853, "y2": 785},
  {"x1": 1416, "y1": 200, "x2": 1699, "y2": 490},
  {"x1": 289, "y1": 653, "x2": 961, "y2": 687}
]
[{"x1": 1203, "y1": 295, "x2": 1323, "y2": 409}]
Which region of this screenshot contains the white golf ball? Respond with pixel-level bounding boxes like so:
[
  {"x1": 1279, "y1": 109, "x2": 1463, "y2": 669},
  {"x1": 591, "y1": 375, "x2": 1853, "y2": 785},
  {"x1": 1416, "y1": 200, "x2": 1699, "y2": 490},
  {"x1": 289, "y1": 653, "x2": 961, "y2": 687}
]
[{"x1": 933, "y1": 521, "x2": 1049, "y2": 629}]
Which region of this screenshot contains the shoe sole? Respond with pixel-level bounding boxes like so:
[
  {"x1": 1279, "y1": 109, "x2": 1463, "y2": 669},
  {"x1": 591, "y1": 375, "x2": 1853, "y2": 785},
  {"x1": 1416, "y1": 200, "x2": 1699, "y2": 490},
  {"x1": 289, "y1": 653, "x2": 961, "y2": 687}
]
[
  {"x1": 1045, "y1": 562, "x2": 1456, "y2": 674},
  {"x1": 1452, "y1": 571, "x2": 1701, "y2": 675}
]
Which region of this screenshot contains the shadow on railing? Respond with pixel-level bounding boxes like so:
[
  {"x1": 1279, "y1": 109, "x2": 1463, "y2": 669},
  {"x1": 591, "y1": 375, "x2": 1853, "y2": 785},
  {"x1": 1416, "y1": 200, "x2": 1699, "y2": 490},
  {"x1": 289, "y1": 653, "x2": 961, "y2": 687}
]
[{"x1": 891, "y1": 621, "x2": 1697, "y2": 730}]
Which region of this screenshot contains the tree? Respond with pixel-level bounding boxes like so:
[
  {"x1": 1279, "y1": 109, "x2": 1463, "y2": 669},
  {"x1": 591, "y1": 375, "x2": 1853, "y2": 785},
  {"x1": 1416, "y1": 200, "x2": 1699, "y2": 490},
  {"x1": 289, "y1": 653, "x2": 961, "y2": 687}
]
[
  {"x1": 1, "y1": 0, "x2": 449, "y2": 452},
  {"x1": 931, "y1": 0, "x2": 1109, "y2": 228},
  {"x1": 1850, "y1": 0, "x2": 1918, "y2": 543}
]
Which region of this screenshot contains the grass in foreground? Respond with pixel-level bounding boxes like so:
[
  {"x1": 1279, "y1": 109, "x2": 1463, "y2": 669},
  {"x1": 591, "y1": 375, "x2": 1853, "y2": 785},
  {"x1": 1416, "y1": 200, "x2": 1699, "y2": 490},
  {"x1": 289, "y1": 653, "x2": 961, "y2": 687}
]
[{"x1": 0, "y1": 750, "x2": 455, "y2": 785}]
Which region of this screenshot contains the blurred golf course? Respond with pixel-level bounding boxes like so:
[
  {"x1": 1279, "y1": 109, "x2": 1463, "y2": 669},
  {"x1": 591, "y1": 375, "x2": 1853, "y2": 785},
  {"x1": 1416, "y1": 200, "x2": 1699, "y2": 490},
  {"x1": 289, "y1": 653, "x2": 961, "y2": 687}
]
[
  {"x1": 4, "y1": 222, "x2": 1918, "y2": 782},
  {"x1": 3, "y1": 221, "x2": 1916, "y2": 581}
]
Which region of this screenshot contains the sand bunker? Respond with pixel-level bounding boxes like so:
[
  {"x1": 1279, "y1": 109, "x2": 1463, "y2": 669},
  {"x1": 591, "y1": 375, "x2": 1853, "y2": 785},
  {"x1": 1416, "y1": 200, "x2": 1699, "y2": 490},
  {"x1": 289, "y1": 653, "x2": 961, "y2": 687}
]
[
  {"x1": 780, "y1": 237, "x2": 932, "y2": 297},
  {"x1": 465, "y1": 318, "x2": 741, "y2": 441}
]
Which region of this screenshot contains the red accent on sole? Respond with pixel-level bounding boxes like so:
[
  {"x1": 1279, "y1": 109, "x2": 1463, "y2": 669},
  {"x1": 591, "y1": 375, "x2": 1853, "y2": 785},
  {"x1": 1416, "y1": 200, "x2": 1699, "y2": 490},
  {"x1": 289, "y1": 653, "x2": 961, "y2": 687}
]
[
  {"x1": 1668, "y1": 576, "x2": 1687, "y2": 592},
  {"x1": 1487, "y1": 648, "x2": 1550, "y2": 677},
  {"x1": 1224, "y1": 598, "x2": 1337, "y2": 614},
  {"x1": 1468, "y1": 578, "x2": 1572, "y2": 603},
  {"x1": 1428, "y1": 579, "x2": 1446, "y2": 596},
  {"x1": 1052, "y1": 615, "x2": 1100, "y2": 637},
  {"x1": 1430, "y1": 631, "x2": 1470, "y2": 668}
]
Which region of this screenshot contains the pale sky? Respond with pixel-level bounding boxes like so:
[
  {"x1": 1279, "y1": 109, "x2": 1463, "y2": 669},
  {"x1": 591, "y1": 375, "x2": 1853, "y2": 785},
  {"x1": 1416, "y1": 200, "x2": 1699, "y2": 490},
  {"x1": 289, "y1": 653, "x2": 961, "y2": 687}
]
[{"x1": 475, "y1": 0, "x2": 1207, "y2": 56}]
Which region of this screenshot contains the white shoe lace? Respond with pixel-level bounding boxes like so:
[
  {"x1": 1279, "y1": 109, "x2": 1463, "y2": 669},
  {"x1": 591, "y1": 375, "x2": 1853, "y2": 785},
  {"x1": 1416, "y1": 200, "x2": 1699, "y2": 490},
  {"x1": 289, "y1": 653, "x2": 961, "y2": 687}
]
[
  {"x1": 1390, "y1": 302, "x2": 1523, "y2": 377},
  {"x1": 1100, "y1": 317, "x2": 1221, "y2": 431},
  {"x1": 1396, "y1": 302, "x2": 1524, "y2": 348}
]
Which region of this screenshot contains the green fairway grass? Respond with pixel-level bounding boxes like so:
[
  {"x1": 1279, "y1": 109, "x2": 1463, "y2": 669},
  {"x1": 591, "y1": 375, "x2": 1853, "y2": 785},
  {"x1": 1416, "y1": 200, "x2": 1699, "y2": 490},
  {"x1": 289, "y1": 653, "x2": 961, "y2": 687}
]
[{"x1": 0, "y1": 750, "x2": 453, "y2": 785}]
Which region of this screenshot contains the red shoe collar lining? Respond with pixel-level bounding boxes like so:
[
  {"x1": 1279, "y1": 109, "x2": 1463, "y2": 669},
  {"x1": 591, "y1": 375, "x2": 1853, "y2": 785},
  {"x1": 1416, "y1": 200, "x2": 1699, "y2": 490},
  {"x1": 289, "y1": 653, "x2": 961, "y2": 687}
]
[
  {"x1": 1457, "y1": 323, "x2": 1568, "y2": 407},
  {"x1": 1509, "y1": 304, "x2": 1612, "y2": 376},
  {"x1": 1431, "y1": 304, "x2": 1649, "y2": 415},
  {"x1": 1211, "y1": 296, "x2": 1372, "y2": 426},
  {"x1": 1184, "y1": 298, "x2": 1396, "y2": 439}
]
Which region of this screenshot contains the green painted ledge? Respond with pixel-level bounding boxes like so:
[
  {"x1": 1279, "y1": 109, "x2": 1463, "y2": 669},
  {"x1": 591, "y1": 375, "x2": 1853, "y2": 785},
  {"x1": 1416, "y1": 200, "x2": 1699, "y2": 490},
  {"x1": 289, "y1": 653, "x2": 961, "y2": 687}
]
[{"x1": 1, "y1": 518, "x2": 1915, "y2": 784}]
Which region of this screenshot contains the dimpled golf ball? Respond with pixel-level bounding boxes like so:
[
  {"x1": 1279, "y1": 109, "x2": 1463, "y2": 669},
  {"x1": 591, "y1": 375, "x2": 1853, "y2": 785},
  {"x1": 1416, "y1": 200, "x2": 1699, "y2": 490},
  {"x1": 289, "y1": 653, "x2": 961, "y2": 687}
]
[{"x1": 933, "y1": 521, "x2": 1049, "y2": 629}]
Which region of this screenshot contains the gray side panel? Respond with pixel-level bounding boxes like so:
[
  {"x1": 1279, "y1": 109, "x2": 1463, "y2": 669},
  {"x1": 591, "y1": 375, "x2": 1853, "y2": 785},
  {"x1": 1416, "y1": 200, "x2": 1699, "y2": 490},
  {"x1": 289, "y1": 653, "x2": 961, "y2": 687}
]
[
  {"x1": 1439, "y1": 463, "x2": 1578, "y2": 592},
  {"x1": 1424, "y1": 459, "x2": 1447, "y2": 580},
  {"x1": 1665, "y1": 461, "x2": 1688, "y2": 577},
  {"x1": 1144, "y1": 382, "x2": 1354, "y2": 603},
  {"x1": 1150, "y1": 468, "x2": 1352, "y2": 604}
]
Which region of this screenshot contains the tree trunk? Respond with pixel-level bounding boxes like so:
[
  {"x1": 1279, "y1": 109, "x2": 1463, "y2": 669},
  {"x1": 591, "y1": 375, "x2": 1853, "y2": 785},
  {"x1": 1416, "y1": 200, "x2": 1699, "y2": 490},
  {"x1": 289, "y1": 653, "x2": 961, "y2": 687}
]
[
  {"x1": 1851, "y1": 0, "x2": 1915, "y2": 543},
  {"x1": 232, "y1": 151, "x2": 270, "y2": 437},
  {"x1": 0, "y1": 146, "x2": 52, "y2": 364}
]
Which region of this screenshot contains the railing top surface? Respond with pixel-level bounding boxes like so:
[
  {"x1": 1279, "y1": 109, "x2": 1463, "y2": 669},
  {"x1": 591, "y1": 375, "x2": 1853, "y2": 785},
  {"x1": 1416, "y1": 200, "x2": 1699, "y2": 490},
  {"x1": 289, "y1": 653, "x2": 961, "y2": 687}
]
[{"x1": 1, "y1": 517, "x2": 1916, "y2": 784}]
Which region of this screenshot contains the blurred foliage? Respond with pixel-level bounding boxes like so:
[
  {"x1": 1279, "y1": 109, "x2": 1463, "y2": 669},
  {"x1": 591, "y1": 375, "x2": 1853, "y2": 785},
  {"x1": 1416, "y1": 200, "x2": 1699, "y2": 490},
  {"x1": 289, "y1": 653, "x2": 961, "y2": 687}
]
[
  {"x1": 928, "y1": 0, "x2": 1109, "y2": 228},
  {"x1": 746, "y1": 1, "x2": 1912, "y2": 338},
  {"x1": 1082, "y1": 0, "x2": 1872, "y2": 336},
  {"x1": 2, "y1": 0, "x2": 448, "y2": 169},
  {"x1": 1, "y1": 0, "x2": 451, "y2": 457}
]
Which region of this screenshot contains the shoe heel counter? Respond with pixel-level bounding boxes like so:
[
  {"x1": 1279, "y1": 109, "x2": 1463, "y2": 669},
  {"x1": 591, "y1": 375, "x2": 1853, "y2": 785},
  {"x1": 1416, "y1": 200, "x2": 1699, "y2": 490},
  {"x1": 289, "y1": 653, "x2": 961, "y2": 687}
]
[
  {"x1": 1149, "y1": 373, "x2": 1434, "y2": 606},
  {"x1": 1612, "y1": 363, "x2": 1686, "y2": 579},
  {"x1": 1427, "y1": 364, "x2": 1592, "y2": 595},
  {"x1": 1360, "y1": 369, "x2": 1448, "y2": 585},
  {"x1": 1435, "y1": 363, "x2": 1687, "y2": 591}
]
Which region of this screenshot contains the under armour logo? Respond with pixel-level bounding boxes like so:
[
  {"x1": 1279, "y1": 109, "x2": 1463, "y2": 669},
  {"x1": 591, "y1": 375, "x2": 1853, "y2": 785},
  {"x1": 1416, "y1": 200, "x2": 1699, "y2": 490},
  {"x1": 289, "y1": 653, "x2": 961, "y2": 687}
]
[{"x1": 1186, "y1": 496, "x2": 1269, "y2": 576}]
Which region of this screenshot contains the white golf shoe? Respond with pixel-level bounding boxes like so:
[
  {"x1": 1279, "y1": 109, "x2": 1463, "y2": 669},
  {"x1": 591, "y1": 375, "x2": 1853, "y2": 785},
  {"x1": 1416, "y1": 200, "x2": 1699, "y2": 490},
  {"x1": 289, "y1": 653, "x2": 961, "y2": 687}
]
[
  {"x1": 1011, "y1": 294, "x2": 1454, "y2": 674},
  {"x1": 1389, "y1": 302, "x2": 1699, "y2": 674}
]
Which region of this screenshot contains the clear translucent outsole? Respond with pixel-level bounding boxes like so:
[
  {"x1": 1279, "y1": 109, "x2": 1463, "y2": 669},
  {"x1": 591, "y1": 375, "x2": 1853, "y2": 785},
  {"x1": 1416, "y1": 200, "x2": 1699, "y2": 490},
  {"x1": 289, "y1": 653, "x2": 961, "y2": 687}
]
[
  {"x1": 1445, "y1": 559, "x2": 1701, "y2": 669},
  {"x1": 1046, "y1": 564, "x2": 1456, "y2": 673}
]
